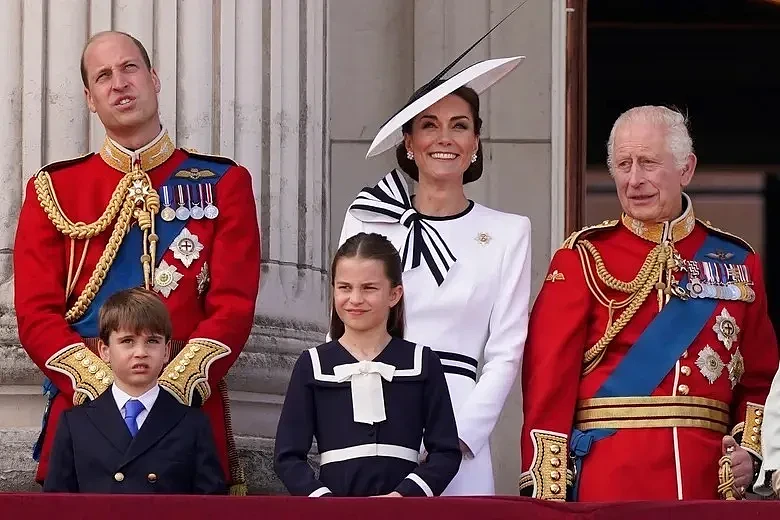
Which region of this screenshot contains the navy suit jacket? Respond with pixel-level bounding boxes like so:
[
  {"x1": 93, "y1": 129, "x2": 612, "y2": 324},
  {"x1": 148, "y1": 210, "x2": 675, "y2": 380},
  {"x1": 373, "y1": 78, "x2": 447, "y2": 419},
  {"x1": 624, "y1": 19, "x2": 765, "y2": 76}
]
[{"x1": 43, "y1": 385, "x2": 227, "y2": 494}]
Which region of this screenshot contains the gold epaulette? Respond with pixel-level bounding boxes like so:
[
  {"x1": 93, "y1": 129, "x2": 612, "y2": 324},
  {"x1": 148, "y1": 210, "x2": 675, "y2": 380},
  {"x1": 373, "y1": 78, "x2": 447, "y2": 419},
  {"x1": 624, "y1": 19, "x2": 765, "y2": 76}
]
[
  {"x1": 697, "y1": 219, "x2": 755, "y2": 254},
  {"x1": 561, "y1": 220, "x2": 619, "y2": 249},
  {"x1": 158, "y1": 338, "x2": 232, "y2": 405},
  {"x1": 181, "y1": 147, "x2": 238, "y2": 167},
  {"x1": 45, "y1": 343, "x2": 113, "y2": 405},
  {"x1": 34, "y1": 152, "x2": 94, "y2": 178}
]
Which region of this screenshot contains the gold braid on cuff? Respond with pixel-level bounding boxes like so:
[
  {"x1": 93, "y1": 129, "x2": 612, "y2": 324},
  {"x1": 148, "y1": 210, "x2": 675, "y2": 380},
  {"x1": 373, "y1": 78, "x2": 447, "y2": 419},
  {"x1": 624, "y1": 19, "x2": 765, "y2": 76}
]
[
  {"x1": 45, "y1": 343, "x2": 114, "y2": 405},
  {"x1": 738, "y1": 402, "x2": 765, "y2": 459},
  {"x1": 527, "y1": 430, "x2": 569, "y2": 501},
  {"x1": 158, "y1": 338, "x2": 231, "y2": 405}
]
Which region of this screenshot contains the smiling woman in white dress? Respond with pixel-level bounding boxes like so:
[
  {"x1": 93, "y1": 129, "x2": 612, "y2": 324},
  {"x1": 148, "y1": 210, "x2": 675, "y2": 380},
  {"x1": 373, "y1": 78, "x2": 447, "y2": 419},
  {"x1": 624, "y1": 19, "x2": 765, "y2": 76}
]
[{"x1": 333, "y1": 50, "x2": 532, "y2": 495}]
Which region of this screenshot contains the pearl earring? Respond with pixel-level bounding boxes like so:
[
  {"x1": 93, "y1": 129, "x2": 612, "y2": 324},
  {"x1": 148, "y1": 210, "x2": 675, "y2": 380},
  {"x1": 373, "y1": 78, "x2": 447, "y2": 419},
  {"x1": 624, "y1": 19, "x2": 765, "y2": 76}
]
[
  {"x1": 407, "y1": 150, "x2": 414, "y2": 160},
  {"x1": 471, "y1": 152, "x2": 478, "y2": 163}
]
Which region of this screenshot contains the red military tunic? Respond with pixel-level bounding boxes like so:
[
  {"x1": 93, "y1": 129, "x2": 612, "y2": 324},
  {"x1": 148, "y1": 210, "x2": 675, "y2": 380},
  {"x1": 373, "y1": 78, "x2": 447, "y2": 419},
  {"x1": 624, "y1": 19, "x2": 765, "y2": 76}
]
[
  {"x1": 13, "y1": 129, "x2": 261, "y2": 490},
  {"x1": 519, "y1": 196, "x2": 778, "y2": 501}
]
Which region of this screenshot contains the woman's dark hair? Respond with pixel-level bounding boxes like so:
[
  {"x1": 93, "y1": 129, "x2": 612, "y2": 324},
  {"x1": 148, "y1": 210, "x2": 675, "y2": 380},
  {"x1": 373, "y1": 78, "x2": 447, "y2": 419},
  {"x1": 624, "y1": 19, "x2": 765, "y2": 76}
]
[
  {"x1": 329, "y1": 232, "x2": 405, "y2": 340},
  {"x1": 395, "y1": 85, "x2": 483, "y2": 184}
]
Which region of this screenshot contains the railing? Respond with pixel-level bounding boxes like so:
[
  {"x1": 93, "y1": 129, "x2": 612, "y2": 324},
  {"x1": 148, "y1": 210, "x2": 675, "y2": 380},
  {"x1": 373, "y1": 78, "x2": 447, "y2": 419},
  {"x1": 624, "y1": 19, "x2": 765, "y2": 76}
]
[{"x1": 2, "y1": 493, "x2": 779, "y2": 520}]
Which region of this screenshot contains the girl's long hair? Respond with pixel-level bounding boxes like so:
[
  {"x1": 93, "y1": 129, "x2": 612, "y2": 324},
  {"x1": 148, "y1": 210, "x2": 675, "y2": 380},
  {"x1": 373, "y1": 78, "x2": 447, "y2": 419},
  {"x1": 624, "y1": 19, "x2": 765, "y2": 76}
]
[{"x1": 329, "y1": 232, "x2": 405, "y2": 340}]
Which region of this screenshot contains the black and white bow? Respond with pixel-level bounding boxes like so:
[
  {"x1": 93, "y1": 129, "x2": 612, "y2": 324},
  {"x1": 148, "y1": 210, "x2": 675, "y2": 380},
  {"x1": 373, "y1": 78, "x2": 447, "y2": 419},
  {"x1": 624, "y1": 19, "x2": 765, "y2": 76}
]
[{"x1": 348, "y1": 170, "x2": 457, "y2": 286}]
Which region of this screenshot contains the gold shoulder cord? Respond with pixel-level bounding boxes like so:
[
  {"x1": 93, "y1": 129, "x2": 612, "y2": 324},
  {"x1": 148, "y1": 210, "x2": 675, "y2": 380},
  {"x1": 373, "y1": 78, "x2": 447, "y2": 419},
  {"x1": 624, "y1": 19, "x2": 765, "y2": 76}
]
[
  {"x1": 576, "y1": 239, "x2": 682, "y2": 375},
  {"x1": 34, "y1": 164, "x2": 159, "y2": 323}
]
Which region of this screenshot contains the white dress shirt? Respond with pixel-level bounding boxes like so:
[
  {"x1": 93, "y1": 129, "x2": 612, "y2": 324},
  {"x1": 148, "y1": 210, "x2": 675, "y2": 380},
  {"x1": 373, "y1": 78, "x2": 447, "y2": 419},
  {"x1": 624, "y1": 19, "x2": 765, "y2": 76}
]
[{"x1": 111, "y1": 384, "x2": 160, "y2": 430}]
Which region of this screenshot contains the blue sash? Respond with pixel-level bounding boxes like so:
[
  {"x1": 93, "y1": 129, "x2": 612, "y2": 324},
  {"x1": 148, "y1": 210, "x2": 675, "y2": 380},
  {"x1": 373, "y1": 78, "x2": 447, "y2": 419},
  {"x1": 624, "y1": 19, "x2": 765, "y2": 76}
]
[
  {"x1": 32, "y1": 155, "x2": 231, "y2": 460},
  {"x1": 70, "y1": 156, "x2": 230, "y2": 338},
  {"x1": 568, "y1": 234, "x2": 749, "y2": 500}
]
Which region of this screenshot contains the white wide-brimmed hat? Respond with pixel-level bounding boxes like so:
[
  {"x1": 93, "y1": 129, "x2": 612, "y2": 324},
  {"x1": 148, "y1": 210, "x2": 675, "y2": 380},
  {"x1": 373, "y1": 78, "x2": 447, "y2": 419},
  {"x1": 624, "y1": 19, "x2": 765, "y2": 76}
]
[
  {"x1": 365, "y1": 56, "x2": 525, "y2": 158},
  {"x1": 365, "y1": 1, "x2": 527, "y2": 158}
]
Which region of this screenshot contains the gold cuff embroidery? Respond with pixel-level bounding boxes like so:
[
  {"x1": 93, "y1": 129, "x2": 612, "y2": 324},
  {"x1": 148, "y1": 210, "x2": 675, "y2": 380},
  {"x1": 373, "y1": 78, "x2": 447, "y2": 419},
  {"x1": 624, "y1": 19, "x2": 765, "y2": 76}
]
[
  {"x1": 45, "y1": 343, "x2": 113, "y2": 405},
  {"x1": 739, "y1": 402, "x2": 764, "y2": 459},
  {"x1": 529, "y1": 429, "x2": 568, "y2": 501},
  {"x1": 158, "y1": 338, "x2": 231, "y2": 405}
]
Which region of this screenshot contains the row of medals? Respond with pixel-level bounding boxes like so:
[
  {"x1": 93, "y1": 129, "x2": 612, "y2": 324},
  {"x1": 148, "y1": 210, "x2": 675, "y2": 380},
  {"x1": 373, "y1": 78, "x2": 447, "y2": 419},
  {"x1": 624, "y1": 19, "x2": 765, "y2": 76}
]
[
  {"x1": 682, "y1": 260, "x2": 756, "y2": 302},
  {"x1": 159, "y1": 184, "x2": 219, "y2": 222}
]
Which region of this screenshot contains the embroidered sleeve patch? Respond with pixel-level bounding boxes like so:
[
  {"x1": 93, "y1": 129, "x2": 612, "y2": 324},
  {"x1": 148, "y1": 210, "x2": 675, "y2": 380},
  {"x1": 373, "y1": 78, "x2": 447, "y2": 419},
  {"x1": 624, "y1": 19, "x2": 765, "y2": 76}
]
[
  {"x1": 45, "y1": 343, "x2": 113, "y2": 405},
  {"x1": 158, "y1": 338, "x2": 231, "y2": 405}
]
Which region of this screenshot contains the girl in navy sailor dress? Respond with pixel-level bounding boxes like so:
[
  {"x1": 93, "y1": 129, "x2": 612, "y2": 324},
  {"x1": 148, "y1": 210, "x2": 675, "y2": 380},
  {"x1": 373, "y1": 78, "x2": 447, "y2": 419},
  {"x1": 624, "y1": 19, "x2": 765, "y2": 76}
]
[{"x1": 273, "y1": 232, "x2": 462, "y2": 497}]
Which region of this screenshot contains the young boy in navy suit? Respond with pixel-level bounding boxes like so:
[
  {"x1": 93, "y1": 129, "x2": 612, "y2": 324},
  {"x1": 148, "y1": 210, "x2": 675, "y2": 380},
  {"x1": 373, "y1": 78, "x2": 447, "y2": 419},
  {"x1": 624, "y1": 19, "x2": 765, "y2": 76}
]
[{"x1": 43, "y1": 288, "x2": 227, "y2": 494}]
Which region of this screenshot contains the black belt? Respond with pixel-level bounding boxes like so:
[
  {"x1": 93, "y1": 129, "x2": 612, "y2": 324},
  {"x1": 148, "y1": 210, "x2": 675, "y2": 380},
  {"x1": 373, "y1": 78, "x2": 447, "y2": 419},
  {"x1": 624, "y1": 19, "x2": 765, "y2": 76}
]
[{"x1": 434, "y1": 351, "x2": 478, "y2": 381}]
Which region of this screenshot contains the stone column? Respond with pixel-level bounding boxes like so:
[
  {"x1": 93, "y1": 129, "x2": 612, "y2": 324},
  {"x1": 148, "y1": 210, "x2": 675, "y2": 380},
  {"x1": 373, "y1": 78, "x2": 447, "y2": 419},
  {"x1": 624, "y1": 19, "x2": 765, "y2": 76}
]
[{"x1": 0, "y1": 0, "x2": 329, "y2": 493}]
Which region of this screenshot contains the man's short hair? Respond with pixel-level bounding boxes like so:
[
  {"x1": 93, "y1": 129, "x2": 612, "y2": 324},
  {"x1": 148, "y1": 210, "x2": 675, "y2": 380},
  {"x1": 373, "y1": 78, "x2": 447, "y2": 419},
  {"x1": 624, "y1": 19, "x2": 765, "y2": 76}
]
[
  {"x1": 98, "y1": 287, "x2": 172, "y2": 345},
  {"x1": 80, "y1": 31, "x2": 152, "y2": 87}
]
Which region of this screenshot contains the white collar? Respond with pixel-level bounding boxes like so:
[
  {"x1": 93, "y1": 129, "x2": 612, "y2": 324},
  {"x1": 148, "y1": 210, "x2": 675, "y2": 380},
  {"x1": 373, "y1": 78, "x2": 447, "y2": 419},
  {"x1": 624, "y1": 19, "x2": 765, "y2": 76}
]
[{"x1": 111, "y1": 383, "x2": 160, "y2": 413}]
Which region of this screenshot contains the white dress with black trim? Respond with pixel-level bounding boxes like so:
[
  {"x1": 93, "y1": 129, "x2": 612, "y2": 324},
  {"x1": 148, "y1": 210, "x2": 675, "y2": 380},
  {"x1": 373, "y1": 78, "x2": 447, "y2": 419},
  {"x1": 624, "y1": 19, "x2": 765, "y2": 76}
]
[
  {"x1": 273, "y1": 337, "x2": 462, "y2": 497},
  {"x1": 335, "y1": 170, "x2": 532, "y2": 495}
]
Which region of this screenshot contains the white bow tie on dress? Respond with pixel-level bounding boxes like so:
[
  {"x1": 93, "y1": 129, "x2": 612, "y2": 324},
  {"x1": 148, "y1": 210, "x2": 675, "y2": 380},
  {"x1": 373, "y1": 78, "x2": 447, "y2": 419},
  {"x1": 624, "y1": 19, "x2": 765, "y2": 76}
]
[{"x1": 333, "y1": 360, "x2": 396, "y2": 425}]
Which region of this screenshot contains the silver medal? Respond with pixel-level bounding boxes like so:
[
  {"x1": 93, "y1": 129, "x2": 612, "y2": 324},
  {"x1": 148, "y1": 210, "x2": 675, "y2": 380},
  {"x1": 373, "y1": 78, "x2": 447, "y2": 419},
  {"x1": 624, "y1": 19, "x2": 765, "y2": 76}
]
[
  {"x1": 160, "y1": 186, "x2": 176, "y2": 222},
  {"x1": 204, "y1": 204, "x2": 219, "y2": 219},
  {"x1": 175, "y1": 185, "x2": 190, "y2": 220},
  {"x1": 204, "y1": 183, "x2": 219, "y2": 219},
  {"x1": 191, "y1": 184, "x2": 205, "y2": 219}
]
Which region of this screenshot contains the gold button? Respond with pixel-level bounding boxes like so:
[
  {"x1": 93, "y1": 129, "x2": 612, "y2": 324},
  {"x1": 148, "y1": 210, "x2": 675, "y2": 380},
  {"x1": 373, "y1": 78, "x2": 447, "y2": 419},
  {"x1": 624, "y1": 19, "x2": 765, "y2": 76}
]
[
  {"x1": 191, "y1": 346, "x2": 200, "y2": 353},
  {"x1": 114, "y1": 472, "x2": 124, "y2": 482},
  {"x1": 753, "y1": 426, "x2": 760, "y2": 433},
  {"x1": 82, "y1": 358, "x2": 92, "y2": 367},
  {"x1": 755, "y1": 418, "x2": 762, "y2": 425},
  {"x1": 550, "y1": 483, "x2": 561, "y2": 494},
  {"x1": 677, "y1": 384, "x2": 689, "y2": 395},
  {"x1": 147, "y1": 473, "x2": 157, "y2": 483},
  {"x1": 88, "y1": 365, "x2": 98, "y2": 374},
  {"x1": 550, "y1": 445, "x2": 561, "y2": 455},
  {"x1": 756, "y1": 410, "x2": 763, "y2": 417},
  {"x1": 680, "y1": 366, "x2": 691, "y2": 376},
  {"x1": 102, "y1": 377, "x2": 112, "y2": 385},
  {"x1": 171, "y1": 373, "x2": 179, "y2": 380},
  {"x1": 96, "y1": 370, "x2": 105, "y2": 379},
  {"x1": 751, "y1": 435, "x2": 758, "y2": 442},
  {"x1": 550, "y1": 457, "x2": 561, "y2": 467},
  {"x1": 550, "y1": 471, "x2": 561, "y2": 481},
  {"x1": 75, "y1": 351, "x2": 86, "y2": 361}
]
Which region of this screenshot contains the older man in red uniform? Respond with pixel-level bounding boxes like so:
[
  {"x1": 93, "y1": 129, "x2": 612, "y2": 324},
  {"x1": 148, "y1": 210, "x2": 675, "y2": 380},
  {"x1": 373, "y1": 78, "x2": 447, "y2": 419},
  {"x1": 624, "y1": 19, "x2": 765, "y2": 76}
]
[
  {"x1": 13, "y1": 31, "x2": 260, "y2": 493},
  {"x1": 519, "y1": 105, "x2": 778, "y2": 501}
]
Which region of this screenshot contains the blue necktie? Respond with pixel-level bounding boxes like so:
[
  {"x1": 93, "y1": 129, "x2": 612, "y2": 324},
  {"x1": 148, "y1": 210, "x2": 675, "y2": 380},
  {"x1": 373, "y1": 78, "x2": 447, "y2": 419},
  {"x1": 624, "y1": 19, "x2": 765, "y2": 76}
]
[{"x1": 124, "y1": 399, "x2": 145, "y2": 437}]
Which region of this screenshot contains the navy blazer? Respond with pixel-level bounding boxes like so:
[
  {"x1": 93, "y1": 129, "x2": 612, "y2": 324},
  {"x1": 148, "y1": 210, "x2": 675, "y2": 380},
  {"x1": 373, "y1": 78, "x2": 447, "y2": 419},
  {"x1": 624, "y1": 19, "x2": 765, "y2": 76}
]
[{"x1": 43, "y1": 385, "x2": 226, "y2": 494}]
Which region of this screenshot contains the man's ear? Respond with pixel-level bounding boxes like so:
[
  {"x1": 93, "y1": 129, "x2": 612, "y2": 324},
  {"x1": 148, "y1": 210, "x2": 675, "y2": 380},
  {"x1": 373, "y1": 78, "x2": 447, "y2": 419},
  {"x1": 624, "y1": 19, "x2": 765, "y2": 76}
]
[
  {"x1": 84, "y1": 87, "x2": 97, "y2": 113},
  {"x1": 680, "y1": 153, "x2": 697, "y2": 187}
]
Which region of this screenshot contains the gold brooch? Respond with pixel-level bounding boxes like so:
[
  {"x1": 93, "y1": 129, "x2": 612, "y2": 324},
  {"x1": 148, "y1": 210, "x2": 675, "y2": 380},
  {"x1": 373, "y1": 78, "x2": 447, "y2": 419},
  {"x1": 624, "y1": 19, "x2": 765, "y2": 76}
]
[
  {"x1": 174, "y1": 167, "x2": 216, "y2": 180},
  {"x1": 196, "y1": 262, "x2": 210, "y2": 297},
  {"x1": 474, "y1": 232, "x2": 491, "y2": 246},
  {"x1": 727, "y1": 349, "x2": 745, "y2": 389},
  {"x1": 545, "y1": 270, "x2": 565, "y2": 283}
]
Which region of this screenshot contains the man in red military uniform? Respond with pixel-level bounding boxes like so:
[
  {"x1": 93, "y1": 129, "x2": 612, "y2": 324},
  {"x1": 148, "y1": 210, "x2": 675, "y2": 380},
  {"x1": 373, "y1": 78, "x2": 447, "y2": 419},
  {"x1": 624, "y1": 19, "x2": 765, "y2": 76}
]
[
  {"x1": 13, "y1": 31, "x2": 260, "y2": 494},
  {"x1": 519, "y1": 105, "x2": 779, "y2": 501}
]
